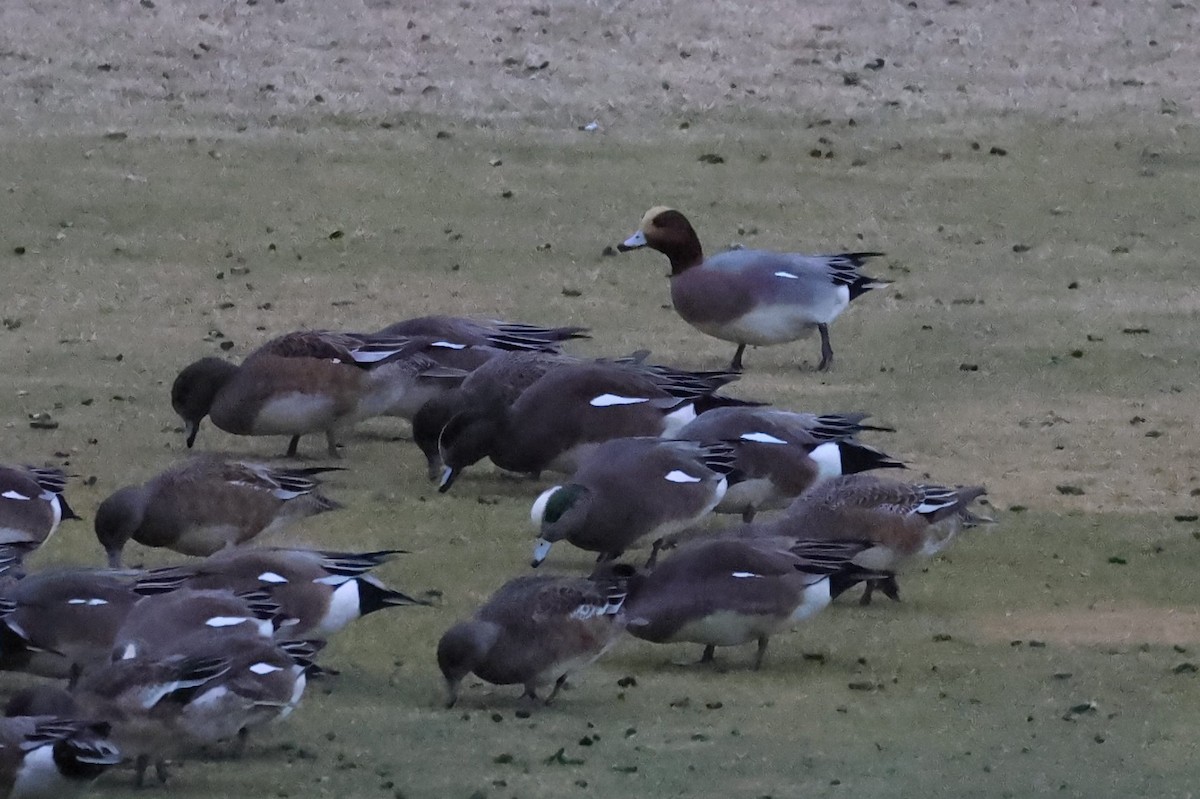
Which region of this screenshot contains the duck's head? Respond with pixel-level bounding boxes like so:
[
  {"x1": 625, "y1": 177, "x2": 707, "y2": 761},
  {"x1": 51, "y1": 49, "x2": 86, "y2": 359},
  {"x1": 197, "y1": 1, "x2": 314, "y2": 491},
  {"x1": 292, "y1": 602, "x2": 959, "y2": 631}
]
[
  {"x1": 436, "y1": 620, "x2": 501, "y2": 708},
  {"x1": 616, "y1": 207, "x2": 703, "y2": 272},
  {"x1": 171, "y1": 357, "x2": 238, "y2": 447},
  {"x1": 529, "y1": 484, "x2": 591, "y2": 567}
]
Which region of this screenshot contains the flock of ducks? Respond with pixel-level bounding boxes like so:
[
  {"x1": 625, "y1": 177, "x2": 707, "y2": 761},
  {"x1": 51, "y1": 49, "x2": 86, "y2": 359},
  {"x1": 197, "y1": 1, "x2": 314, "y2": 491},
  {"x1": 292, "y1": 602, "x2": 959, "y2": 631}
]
[{"x1": 0, "y1": 207, "x2": 993, "y2": 796}]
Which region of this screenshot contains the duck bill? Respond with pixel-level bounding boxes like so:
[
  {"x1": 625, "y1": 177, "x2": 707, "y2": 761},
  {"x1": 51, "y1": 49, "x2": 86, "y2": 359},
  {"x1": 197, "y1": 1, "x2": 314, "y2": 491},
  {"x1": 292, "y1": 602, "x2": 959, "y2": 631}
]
[
  {"x1": 530, "y1": 538, "x2": 553, "y2": 568},
  {"x1": 437, "y1": 466, "x2": 459, "y2": 493},
  {"x1": 616, "y1": 230, "x2": 647, "y2": 252},
  {"x1": 184, "y1": 419, "x2": 201, "y2": 448}
]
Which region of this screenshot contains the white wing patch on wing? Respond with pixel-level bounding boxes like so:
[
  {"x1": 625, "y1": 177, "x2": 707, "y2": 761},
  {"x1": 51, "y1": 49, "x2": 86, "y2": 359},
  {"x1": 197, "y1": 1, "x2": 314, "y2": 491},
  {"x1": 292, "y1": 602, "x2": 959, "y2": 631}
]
[
  {"x1": 66, "y1": 598, "x2": 109, "y2": 606},
  {"x1": 1, "y1": 490, "x2": 31, "y2": 501},
  {"x1": 249, "y1": 662, "x2": 284, "y2": 675},
  {"x1": 431, "y1": 341, "x2": 467, "y2": 349},
  {"x1": 665, "y1": 470, "x2": 702, "y2": 483},
  {"x1": 731, "y1": 571, "x2": 761, "y2": 579},
  {"x1": 206, "y1": 616, "x2": 253, "y2": 628},
  {"x1": 774, "y1": 271, "x2": 800, "y2": 279},
  {"x1": 740, "y1": 432, "x2": 788, "y2": 445},
  {"x1": 257, "y1": 571, "x2": 289, "y2": 584},
  {"x1": 590, "y1": 394, "x2": 650, "y2": 407}
]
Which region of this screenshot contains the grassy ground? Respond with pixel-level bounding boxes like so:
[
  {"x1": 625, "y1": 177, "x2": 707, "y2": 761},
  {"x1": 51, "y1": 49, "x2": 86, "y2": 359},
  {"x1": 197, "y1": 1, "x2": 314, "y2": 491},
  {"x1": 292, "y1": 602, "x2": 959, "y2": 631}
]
[{"x1": 2, "y1": 1, "x2": 1200, "y2": 797}]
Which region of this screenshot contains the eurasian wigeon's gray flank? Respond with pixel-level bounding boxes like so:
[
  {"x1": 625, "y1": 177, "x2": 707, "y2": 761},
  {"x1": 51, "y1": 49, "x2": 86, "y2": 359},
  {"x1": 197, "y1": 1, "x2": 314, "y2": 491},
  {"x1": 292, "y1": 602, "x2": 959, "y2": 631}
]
[
  {"x1": 373, "y1": 315, "x2": 589, "y2": 352},
  {"x1": 94, "y1": 457, "x2": 342, "y2": 568},
  {"x1": 614, "y1": 537, "x2": 877, "y2": 669},
  {"x1": 133, "y1": 547, "x2": 428, "y2": 639},
  {"x1": 0, "y1": 569, "x2": 140, "y2": 680},
  {"x1": 530, "y1": 438, "x2": 735, "y2": 567},
  {"x1": 435, "y1": 359, "x2": 748, "y2": 492},
  {"x1": 436, "y1": 572, "x2": 627, "y2": 707},
  {"x1": 674, "y1": 408, "x2": 904, "y2": 521},
  {"x1": 760, "y1": 474, "x2": 993, "y2": 604},
  {"x1": 0, "y1": 465, "x2": 82, "y2": 563},
  {"x1": 0, "y1": 716, "x2": 121, "y2": 799},
  {"x1": 616, "y1": 207, "x2": 890, "y2": 371},
  {"x1": 171, "y1": 330, "x2": 437, "y2": 457}
]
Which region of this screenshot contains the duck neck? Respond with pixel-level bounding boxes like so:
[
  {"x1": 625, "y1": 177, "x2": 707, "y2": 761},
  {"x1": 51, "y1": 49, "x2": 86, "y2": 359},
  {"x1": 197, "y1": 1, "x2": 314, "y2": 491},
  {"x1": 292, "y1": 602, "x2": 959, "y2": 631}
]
[{"x1": 664, "y1": 238, "x2": 704, "y2": 275}]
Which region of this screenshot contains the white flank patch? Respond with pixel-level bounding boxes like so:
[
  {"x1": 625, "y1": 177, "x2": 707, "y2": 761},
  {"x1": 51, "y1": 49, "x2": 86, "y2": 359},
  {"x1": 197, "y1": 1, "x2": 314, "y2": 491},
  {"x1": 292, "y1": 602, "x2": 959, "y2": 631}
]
[
  {"x1": 530, "y1": 486, "x2": 562, "y2": 528},
  {"x1": 250, "y1": 662, "x2": 283, "y2": 675},
  {"x1": 314, "y1": 574, "x2": 349, "y2": 586},
  {"x1": 665, "y1": 470, "x2": 702, "y2": 484},
  {"x1": 12, "y1": 744, "x2": 58, "y2": 799},
  {"x1": 660, "y1": 403, "x2": 697, "y2": 438},
  {"x1": 741, "y1": 431, "x2": 787, "y2": 445},
  {"x1": 531, "y1": 537, "x2": 554, "y2": 565},
  {"x1": 281, "y1": 672, "x2": 307, "y2": 718},
  {"x1": 121, "y1": 643, "x2": 138, "y2": 660},
  {"x1": 257, "y1": 571, "x2": 289, "y2": 584},
  {"x1": 790, "y1": 578, "x2": 833, "y2": 623},
  {"x1": 206, "y1": 616, "x2": 252, "y2": 628},
  {"x1": 809, "y1": 442, "x2": 844, "y2": 480},
  {"x1": 67, "y1": 597, "x2": 109, "y2": 606},
  {"x1": 590, "y1": 393, "x2": 649, "y2": 407},
  {"x1": 731, "y1": 571, "x2": 761, "y2": 579},
  {"x1": 431, "y1": 341, "x2": 466, "y2": 349},
  {"x1": 314, "y1": 580, "x2": 362, "y2": 637},
  {"x1": 1, "y1": 490, "x2": 31, "y2": 501},
  {"x1": 774, "y1": 271, "x2": 800, "y2": 279}
]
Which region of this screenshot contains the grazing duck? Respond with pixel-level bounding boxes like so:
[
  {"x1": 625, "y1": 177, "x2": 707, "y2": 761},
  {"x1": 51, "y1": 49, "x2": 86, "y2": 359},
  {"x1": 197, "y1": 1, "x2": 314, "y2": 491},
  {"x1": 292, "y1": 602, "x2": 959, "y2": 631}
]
[
  {"x1": 0, "y1": 465, "x2": 82, "y2": 565},
  {"x1": 436, "y1": 360, "x2": 748, "y2": 491},
  {"x1": 134, "y1": 547, "x2": 428, "y2": 638},
  {"x1": 762, "y1": 474, "x2": 993, "y2": 604},
  {"x1": 0, "y1": 716, "x2": 121, "y2": 799},
  {"x1": 615, "y1": 537, "x2": 876, "y2": 668},
  {"x1": 112, "y1": 588, "x2": 281, "y2": 661},
  {"x1": 171, "y1": 330, "x2": 430, "y2": 457},
  {"x1": 72, "y1": 651, "x2": 233, "y2": 786},
  {"x1": 530, "y1": 438, "x2": 735, "y2": 567},
  {"x1": 674, "y1": 408, "x2": 904, "y2": 521},
  {"x1": 94, "y1": 457, "x2": 342, "y2": 568},
  {"x1": 436, "y1": 572, "x2": 627, "y2": 707},
  {"x1": 374, "y1": 315, "x2": 588, "y2": 352},
  {"x1": 616, "y1": 207, "x2": 889, "y2": 371},
  {"x1": 0, "y1": 569, "x2": 140, "y2": 680}
]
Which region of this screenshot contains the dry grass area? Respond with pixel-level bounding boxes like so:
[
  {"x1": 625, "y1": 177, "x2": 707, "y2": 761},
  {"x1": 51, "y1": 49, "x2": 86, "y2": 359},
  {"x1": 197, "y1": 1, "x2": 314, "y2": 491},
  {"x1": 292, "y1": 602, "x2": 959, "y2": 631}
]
[{"x1": 2, "y1": 1, "x2": 1200, "y2": 797}]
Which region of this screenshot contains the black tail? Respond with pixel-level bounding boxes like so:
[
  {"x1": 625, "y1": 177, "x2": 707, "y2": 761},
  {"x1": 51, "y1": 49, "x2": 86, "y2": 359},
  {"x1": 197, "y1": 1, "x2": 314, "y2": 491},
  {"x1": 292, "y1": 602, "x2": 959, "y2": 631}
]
[
  {"x1": 355, "y1": 577, "x2": 433, "y2": 618},
  {"x1": 836, "y1": 440, "x2": 906, "y2": 475}
]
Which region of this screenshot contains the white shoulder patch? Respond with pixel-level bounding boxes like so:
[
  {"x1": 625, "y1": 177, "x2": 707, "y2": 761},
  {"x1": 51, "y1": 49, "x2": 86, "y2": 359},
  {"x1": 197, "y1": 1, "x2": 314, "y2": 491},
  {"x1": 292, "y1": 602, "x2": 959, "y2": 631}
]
[
  {"x1": 1, "y1": 490, "x2": 31, "y2": 501},
  {"x1": 206, "y1": 616, "x2": 252, "y2": 628},
  {"x1": 774, "y1": 271, "x2": 800, "y2": 279},
  {"x1": 67, "y1": 597, "x2": 109, "y2": 606},
  {"x1": 249, "y1": 662, "x2": 284, "y2": 675},
  {"x1": 431, "y1": 341, "x2": 467, "y2": 349},
  {"x1": 741, "y1": 431, "x2": 787, "y2": 445},
  {"x1": 590, "y1": 394, "x2": 650, "y2": 407},
  {"x1": 665, "y1": 470, "x2": 702, "y2": 484},
  {"x1": 257, "y1": 571, "x2": 289, "y2": 584},
  {"x1": 731, "y1": 571, "x2": 761, "y2": 579}
]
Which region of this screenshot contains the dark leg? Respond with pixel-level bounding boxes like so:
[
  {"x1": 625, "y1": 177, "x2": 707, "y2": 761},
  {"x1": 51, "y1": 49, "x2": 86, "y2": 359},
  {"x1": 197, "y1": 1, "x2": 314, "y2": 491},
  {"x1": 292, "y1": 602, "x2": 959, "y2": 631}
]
[
  {"x1": 730, "y1": 344, "x2": 746, "y2": 372},
  {"x1": 645, "y1": 538, "x2": 665, "y2": 569},
  {"x1": 741, "y1": 506, "x2": 757, "y2": 523},
  {"x1": 878, "y1": 574, "x2": 901, "y2": 602},
  {"x1": 154, "y1": 758, "x2": 170, "y2": 784},
  {"x1": 325, "y1": 430, "x2": 342, "y2": 459},
  {"x1": 134, "y1": 754, "x2": 149, "y2": 788},
  {"x1": 286, "y1": 435, "x2": 300, "y2": 458},
  {"x1": 816, "y1": 324, "x2": 834, "y2": 371},
  {"x1": 545, "y1": 674, "x2": 568, "y2": 705},
  {"x1": 520, "y1": 685, "x2": 540, "y2": 704},
  {"x1": 753, "y1": 635, "x2": 769, "y2": 670},
  {"x1": 699, "y1": 644, "x2": 716, "y2": 664},
  {"x1": 232, "y1": 727, "x2": 249, "y2": 758},
  {"x1": 859, "y1": 580, "x2": 875, "y2": 606}
]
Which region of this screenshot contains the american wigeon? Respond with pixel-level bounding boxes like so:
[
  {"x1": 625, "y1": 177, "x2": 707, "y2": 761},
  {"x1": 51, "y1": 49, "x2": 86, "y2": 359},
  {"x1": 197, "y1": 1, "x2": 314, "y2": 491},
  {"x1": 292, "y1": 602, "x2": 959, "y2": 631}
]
[
  {"x1": 674, "y1": 408, "x2": 904, "y2": 521},
  {"x1": 615, "y1": 536, "x2": 875, "y2": 668},
  {"x1": 0, "y1": 465, "x2": 82, "y2": 563},
  {"x1": 0, "y1": 569, "x2": 140, "y2": 680},
  {"x1": 112, "y1": 587, "x2": 280, "y2": 661},
  {"x1": 72, "y1": 650, "x2": 233, "y2": 785},
  {"x1": 171, "y1": 330, "x2": 428, "y2": 457},
  {"x1": 375, "y1": 315, "x2": 588, "y2": 352},
  {"x1": 530, "y1": 438, "x2": 735, "y2": 567},
  {"x1": 436, "y1": 360, "x2": 747, "y2": 491},
  {"x1": 761, "y1": 474, "x2": 993, "y2": 604},
  {"x1": 436, "y1": 572, "x2": 627, "y2": 707},
  {"x1": 0, "y1": 716, "x2": 121, "y2": 799},
  {"x1": 134, "y1": 547, "x2": 428, "y2": 638},
  {"x1": 617, "y1": 207, "x2": 890, "y2": 370},
  {"x1": 95, "y1": 457, "x2": 342, "y2": 568}
]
